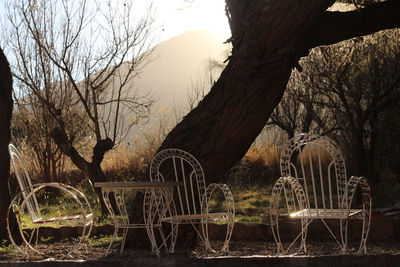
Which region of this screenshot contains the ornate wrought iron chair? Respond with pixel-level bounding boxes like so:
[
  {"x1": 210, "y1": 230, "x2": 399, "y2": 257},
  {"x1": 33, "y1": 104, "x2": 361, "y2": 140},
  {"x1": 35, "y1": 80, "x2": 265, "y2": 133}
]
[
  {"x1": 269, "y1": 133, "x2": 371, "y2": 255},
  {"x1": 148, "y1": 148, "x2": 235, "y2": 253},
  {"x1": 7, "y1": 144, "x2": 93, "y2": 257}
]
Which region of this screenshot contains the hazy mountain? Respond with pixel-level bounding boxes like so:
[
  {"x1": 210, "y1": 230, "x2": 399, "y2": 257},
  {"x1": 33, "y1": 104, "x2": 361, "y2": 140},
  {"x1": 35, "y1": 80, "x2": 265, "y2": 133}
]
[
  {"x1": 109, "y1": 30, "x2": 229, "y2": 141},
  {"x1": 14, "y1": 31, "x2": 230, "y2": 147},
  {"x1": 136, "y1": 30, "x2": 228, "y2": 110}
]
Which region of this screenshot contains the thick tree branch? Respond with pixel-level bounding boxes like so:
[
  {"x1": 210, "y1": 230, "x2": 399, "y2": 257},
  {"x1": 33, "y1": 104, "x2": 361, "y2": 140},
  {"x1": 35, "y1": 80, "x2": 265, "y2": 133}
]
[
  {"x1": 92, "y1": 138, "x2": 114, "y2": 166},
  {"x1": 308, "y1": 0, "x2": 400, "y2": 49},
  {"x1": 51, "y1": 127, "x2": 90, "y2": 172}
]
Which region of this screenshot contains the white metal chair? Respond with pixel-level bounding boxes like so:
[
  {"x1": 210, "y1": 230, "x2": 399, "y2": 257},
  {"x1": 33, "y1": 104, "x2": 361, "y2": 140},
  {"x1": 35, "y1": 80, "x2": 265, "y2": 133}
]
[
  {"x1": 7, "y1": 144, "x2": 93, "y2": 257},
  {"x1": 148, "y1": 148, "x2": 235, "y2": 253},
  {"x1": 269, "y1": 133, "x2": 371, "y2": 255}
]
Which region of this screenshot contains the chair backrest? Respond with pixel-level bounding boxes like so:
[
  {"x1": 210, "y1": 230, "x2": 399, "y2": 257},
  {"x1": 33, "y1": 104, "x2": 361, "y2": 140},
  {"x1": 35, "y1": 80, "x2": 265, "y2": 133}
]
[
  {"x1": 150, "y1": 149, "x2": 206, "y2": 216},
  {"x1": 280, "y1": 133, "x2": 347, "y2": 212},
  {"x1": 9, "y1": 144, "x2": 42, "y2": 222}
]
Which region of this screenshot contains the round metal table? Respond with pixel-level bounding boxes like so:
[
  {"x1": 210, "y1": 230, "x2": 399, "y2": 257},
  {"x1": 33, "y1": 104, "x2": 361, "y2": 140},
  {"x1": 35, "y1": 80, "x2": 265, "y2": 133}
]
[{"x1": 95, "y1": 181, "x2": 181, "y2": 256}]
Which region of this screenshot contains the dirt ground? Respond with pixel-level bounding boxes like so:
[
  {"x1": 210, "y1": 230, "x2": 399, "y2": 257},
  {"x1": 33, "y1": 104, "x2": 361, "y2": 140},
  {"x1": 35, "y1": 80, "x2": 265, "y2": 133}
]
[
  {"x1": 193, "y1": 240, "x2": 400, "y2": 257},
  {"x1": 1, "y1": 240, "x2": 400, "y2": 262}
]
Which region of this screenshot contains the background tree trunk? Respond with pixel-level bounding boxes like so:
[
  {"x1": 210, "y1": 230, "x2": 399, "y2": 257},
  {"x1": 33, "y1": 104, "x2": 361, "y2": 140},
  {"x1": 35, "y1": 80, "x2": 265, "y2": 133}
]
[{"x1": 0, "y1": 47, "x2": 13, "y2": 240}]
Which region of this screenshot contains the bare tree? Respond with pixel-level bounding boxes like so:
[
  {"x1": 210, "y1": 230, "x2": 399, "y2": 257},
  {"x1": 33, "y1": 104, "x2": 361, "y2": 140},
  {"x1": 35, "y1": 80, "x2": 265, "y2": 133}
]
[
  {"x1": 186, "y1": 75, "x2": 209, "y2": 112},
  {"x1": 267, "y1": 28, "x2": 400, "y2": 182},
  {"x1": 186, "y1": 52, "x2": 229, "y2": 111},
  {"x1": 267, "y1": 70, "x2": 323, "y2": 140},
  {"x1": 11, "y1": 102, "x2": 69, "y2": 182},
  {"x1": 4, "y1": 0, "x2": 157, "y2": 211},
  {"x1": 295, "y1": 29, "x2": 400, "y2": 177}
]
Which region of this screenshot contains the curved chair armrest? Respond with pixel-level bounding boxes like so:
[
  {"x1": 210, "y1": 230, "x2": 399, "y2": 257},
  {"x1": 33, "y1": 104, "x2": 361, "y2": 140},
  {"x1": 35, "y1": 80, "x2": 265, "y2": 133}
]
[
  {"x1": 340, "y1": 176, "x2": 372, "y2": 215},
  {"x1": 269, "y1": 176, "x2": 310, "y2": 255},
  {"x1": 200, "y1": 183, "x2": 235, "y2": 252},
  {"x1": 201, "y1": 183, "x2": 235, "y2": 216},
  {"x1": 339, "y1": 176, "x2": 372, "y2": 255},
  {"x1": 270, "y1": 176, "x2": 308, "y2": 218}
]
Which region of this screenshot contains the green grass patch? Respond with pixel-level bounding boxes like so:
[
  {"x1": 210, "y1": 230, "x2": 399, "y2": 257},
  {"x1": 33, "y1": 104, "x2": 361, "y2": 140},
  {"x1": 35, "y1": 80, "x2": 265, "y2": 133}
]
[
  {"x1": 88, "y1": 235, "x2": 123, "y2": 247},
  {"x1": 235, "y1": 215, "x2": 262, "y2": 224},
  {"x1": 231, "y1": 185, "x2": 271, "y2": 217},
  {"x1": 0, "y1": 240, "x2": 15, "y2": 253},
  {"x1": 10, "y1": 180, "x2": 276, "y2": 230}
]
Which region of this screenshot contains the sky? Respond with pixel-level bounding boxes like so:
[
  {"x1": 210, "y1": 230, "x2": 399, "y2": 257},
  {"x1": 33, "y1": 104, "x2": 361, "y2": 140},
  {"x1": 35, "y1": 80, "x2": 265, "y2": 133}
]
[
  {"x1": 0, "y1": 0, "x2": 231, "y2": 43},
  {"x1": 153, "y1": 0, "x2": 231, "y2": 43},
  {"x1": 0, "y1": 0, "x2": 231, "y2": 75},
  {"x1": 0, "y1": 1, "x2": 354, "y2": 49}
]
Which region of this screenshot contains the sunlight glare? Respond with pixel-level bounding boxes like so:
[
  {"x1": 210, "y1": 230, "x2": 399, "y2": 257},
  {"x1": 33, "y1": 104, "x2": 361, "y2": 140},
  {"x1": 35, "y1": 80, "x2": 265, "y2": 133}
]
[{"x1": 155, "y1": 0, "x2": 230, "y2": 42}]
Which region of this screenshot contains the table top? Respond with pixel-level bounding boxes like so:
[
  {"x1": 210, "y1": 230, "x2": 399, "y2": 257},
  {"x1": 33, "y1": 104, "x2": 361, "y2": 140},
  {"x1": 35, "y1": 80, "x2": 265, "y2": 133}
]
[{"x1": 94, "y1": 181, "x2": 182, "y2": 190}]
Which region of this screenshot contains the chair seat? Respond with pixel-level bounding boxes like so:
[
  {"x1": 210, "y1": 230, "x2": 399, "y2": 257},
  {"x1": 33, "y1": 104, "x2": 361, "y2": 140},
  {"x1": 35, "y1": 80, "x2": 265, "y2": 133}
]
[
  {"x1": 162, "y1": 212, "x2": 231, "y2": 223},
  {"x1": 33, "y1": 213, "x2": 93, "y2": 225},
  {"x1": 289, "y1": 208, "x2": 362, "y2": 219}
]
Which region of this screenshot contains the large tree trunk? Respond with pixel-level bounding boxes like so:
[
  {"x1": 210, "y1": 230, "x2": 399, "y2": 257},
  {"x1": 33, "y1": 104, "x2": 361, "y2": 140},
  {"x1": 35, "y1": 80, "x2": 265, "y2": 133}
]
[
  {"x1": 154, "y1": 0, "x2": 336, "y2": 249},
  {"x1": 159, "y1": 0, "x2": 336, "y2": 181},
  {"x1": 159, "y1": 0, "x2": 400, "y2": 183},
  {"x1": 0, "y1": 48, "x2": 13, "y2": 240},
  {"x1": 130, "y1": 0, "x2": 400, "y2": 250}
]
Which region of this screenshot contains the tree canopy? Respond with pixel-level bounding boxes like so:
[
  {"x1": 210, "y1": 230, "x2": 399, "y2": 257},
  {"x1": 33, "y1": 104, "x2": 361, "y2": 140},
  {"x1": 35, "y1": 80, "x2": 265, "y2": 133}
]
[
  {"x1": 3, "y1": 0, "x2": 157, "y2": 213},
  {"x1": 269, "y1": 28, "x2": 400, "y2": 178}
]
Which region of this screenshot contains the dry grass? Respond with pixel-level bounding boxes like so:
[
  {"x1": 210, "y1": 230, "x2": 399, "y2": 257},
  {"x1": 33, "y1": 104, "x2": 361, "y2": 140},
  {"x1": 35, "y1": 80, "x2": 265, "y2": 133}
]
[
  {"x1": 245, "y1": 143, "x2": 281, "y2": 167},
  {"x1": 101, "y1": 144, "x2": 153, "y2": 181},
  {"x1": 101, "y1": 126, "x2": 165, "y2": 181}
]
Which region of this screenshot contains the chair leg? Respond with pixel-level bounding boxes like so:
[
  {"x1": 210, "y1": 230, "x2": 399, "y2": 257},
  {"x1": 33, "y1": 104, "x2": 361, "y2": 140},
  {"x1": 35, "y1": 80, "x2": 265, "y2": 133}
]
[
  {"x1": 80, "y1": 222, "x2": 93, "y2": 253},
  {"x1": 120, "y1": 228, "x2": 129, "y2": 254},
  {"x1": 221, "y1": 214, "x2": 235, "y2": 252},
  {"x1": 106, "y1": 226, "x2": 119, "y2": 256},
  {"x1": 169, "y1": 222, "x2": 179, "y2": 253},
  {"x1": 157, "y1": 221, "x2": 179, "y2": 254},
  {"x1": 35, "y1": 227, "x2": 39, "y2": 247},
  {"x1": 301, "y1": 220, "x2": 308, "y2": 254},
  {"x1": 202, "y1": 221, "x2": 213, "y2": 252}
]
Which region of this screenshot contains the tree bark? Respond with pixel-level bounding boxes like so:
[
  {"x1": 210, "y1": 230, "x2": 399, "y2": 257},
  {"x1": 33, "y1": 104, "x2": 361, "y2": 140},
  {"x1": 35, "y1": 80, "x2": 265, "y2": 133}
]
[
  {"x1": 0, "y1": 48, "x2": 13, "y2": 240},
  {"x1": 159, "y1": 0, "x2": 400, "y2": 183},
  {"x1": 159, "y1": 0, "x2": 335, "y2": 180}
]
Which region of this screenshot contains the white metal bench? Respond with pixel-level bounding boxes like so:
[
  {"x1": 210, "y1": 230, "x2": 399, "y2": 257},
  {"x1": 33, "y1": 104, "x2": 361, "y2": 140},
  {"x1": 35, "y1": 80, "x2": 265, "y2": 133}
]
[
  {"x1": 7, "y1": 144, "x2": 93, "y2": 257},
  {"x1": 269, "y1": 133, "x2": 371, "y2": 255},
  {"x1": 148, "y1": 148, "x2": 235, "y2": 253}
]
